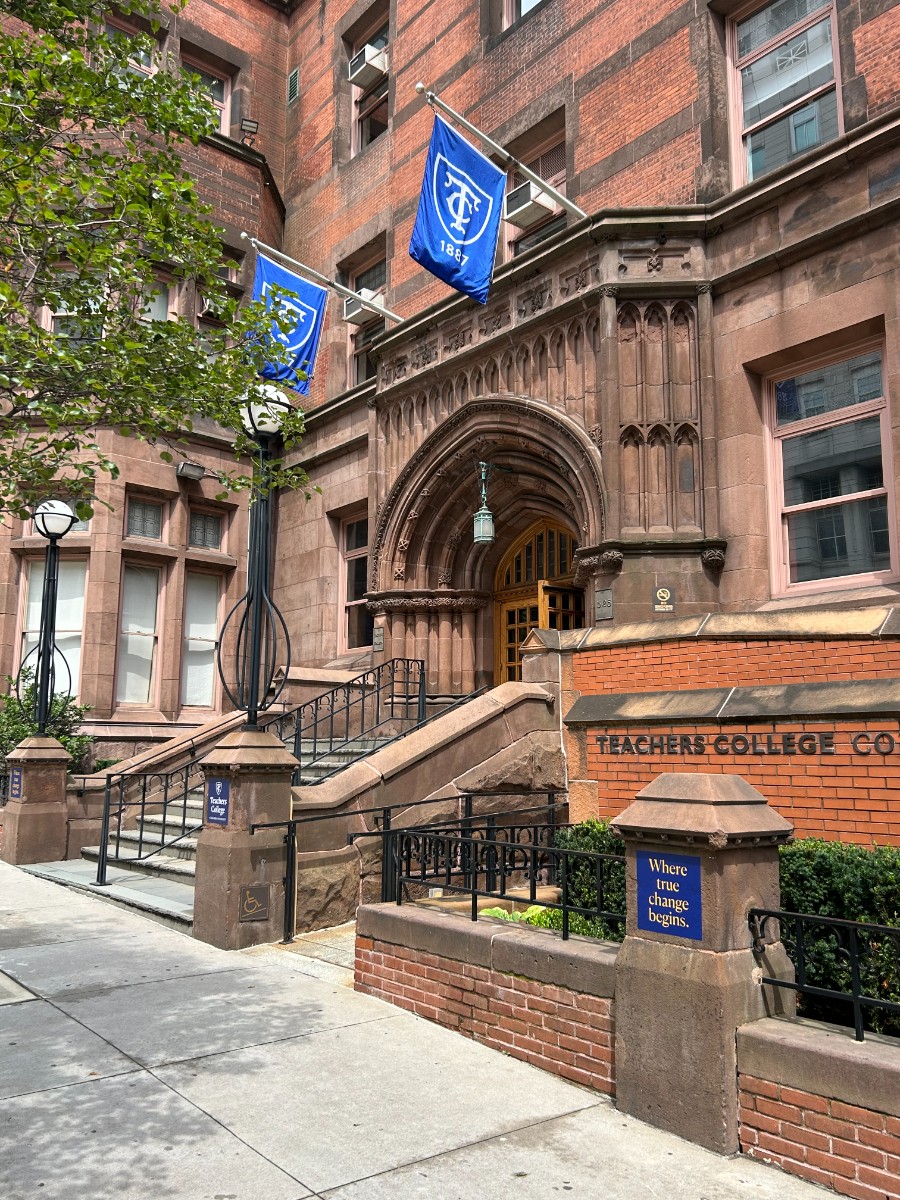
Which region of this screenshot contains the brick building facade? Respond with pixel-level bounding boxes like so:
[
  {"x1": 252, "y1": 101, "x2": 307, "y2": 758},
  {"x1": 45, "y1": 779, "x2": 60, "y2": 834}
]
[{"x1": 2, "y1": 0, "x2": 900, "y2": 830}]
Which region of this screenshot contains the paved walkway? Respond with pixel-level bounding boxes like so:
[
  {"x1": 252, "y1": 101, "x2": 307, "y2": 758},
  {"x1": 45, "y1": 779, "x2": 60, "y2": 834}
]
[{"x1": 0, "y1": 862, "x2": 829, "y2": 1200}]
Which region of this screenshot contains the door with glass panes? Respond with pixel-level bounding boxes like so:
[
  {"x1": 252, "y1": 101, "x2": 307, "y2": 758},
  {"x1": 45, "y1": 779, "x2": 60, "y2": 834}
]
[{"x1": 493, "y1": 521, "x2": 585, "y2": 683}]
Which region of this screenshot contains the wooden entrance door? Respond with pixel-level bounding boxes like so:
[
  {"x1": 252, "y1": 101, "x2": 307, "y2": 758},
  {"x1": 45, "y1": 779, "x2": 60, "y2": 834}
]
[{"x1": 493, "y1": 521, "x2": 585, "y2": 683}]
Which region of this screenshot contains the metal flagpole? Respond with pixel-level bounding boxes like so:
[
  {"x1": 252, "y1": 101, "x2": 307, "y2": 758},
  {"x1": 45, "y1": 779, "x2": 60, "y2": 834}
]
[
  {"x1": 414, "y1": 83, "x2": 588, "y2": 221},
  {"x1": 239, "y1": 232, "x2": 403, "y2": 324}
]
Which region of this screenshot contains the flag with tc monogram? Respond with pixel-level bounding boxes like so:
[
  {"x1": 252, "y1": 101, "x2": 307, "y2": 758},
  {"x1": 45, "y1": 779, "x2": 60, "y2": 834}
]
[
  {"x1": 408, "y1": 116, "x2": 506, "y2": 305},
  {"x1": 250, "y1": 253, "x2": 327, "y2": 395}
]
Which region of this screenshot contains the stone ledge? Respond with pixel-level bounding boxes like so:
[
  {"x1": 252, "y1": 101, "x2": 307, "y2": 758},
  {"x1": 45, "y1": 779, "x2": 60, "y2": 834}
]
[
  {"x1": 356, "y1": 902, "x2": 618, "y2": 997},
  {"x1": 565, "y1": 678, "x2": 900, "y2": 726},
  {"x1": 737, "y1": 1017, "x2": 900, "y2": 1118}
]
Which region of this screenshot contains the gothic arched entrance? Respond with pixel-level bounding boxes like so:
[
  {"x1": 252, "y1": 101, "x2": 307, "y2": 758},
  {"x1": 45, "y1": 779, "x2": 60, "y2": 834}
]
[{"x1": 493, "y1": 519, "x2": 585, "y2": 682}]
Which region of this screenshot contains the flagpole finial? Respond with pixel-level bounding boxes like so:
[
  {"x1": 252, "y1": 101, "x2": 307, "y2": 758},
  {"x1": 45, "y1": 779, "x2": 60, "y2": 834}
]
[{"x1": 415, "y1": 81, "x2": 425, "y2": 94}]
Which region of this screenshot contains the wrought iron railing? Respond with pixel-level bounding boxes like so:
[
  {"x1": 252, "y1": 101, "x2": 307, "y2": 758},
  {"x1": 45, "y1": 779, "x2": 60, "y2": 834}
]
[
  {"x1": 390, "y1": 824, "x2": 625, "y2": 941},
  {"x1": 749, "y1": 908, "x2": 900, "y2": 1041},
  {"x1": 94, "y1": 761, "x2": 204, "y2": 886},
  {"x1": 266, "y1": 659, "x2": 439, "y2": 784},
  {"x1": 250, "y1": 790, "x2": 566, "y2": 943}
]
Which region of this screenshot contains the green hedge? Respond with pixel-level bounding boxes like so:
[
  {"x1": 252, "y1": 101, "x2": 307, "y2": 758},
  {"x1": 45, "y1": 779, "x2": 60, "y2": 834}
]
[{"x1": 523, "y1": 824, "x2": 900, "y2": 1037}]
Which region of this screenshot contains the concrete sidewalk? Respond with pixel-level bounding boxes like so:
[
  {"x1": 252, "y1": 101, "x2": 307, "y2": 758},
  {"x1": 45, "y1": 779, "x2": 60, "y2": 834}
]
[{"x1": 0, "y1": 862, "x2": 828, "y2": 1200}]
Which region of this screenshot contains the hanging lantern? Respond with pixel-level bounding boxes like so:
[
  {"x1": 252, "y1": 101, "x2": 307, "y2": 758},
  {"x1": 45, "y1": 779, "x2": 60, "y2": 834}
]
[
  {"x1": 473, "y1": 461, "x2": 496, "y2": 545},
  {"x1": 473, "y1": 502, "x2": 495, "y2": 544}
]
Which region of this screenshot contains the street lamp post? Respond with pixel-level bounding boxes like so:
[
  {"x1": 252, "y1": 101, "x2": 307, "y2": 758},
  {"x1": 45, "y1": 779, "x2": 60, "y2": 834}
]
[
  {"x1": 27, "y1": 500, "x2": 78, "y2": 735},
  {"x1": 216, "y1": 390, "x2": 292, "y2": 728}
]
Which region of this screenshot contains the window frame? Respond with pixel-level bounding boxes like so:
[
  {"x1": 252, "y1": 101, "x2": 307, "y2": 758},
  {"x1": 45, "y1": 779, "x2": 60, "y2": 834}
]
[
  {"x1": 181, "y1": 55, "x2": 232, "y2": 136},
  {"x1": 180, "y1": 569, "x2": 222, "y2": 709},
  {"x1": 115, "y1": 562, "x2": 163, "y2": 708},
  {"x1": 18, "y1": 556, "x2": 88, "y2": 700},
  {"x1": 188, "y1": 508, "x2": 225, "y2": 551},
  {"x1": 349, "y1": 20, "x2": 389, "y2": 157},
  {"x1": 105, "y1": 17, "x2": 159, "y2": 76},
  {"x1": 125, "y1": 497, "x2": 166, "y2": 542},
  {"x1": 505, "y1": 136, "x2": 567, "y2": 260},
  {"x1": 765, "y1": 343, "x2": 898, "y2": 596},
  {"x1": 348, "y1": 257, "x2": 387, "y2": 387},
  {"x1": 727, "y1": 0, "x2": 842, "y2": 186},
  {"x1": 339, "y1": 514, "x2": 373, "y2": 653},
  {"x1": 502, "y1": 0, "x2": 546, "y2": 30}
]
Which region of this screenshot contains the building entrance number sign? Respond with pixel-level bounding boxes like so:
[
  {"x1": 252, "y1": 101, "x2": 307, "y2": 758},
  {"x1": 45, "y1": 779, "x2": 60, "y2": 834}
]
[
  {"x1": 8, "y1": 768, "x2": 22, "y2": 800},
  {"x1": 636, "y1": 850, "x2": 702, "y2": 940}
]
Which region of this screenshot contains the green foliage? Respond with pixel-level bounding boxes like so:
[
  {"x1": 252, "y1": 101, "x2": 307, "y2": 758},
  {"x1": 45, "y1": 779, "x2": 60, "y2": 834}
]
[
  {"x1": 480, "y1": 905, "x2": 544, "y2": 922},
  {"x1": 778, "y1": 839, "x2": 900, "y2": 1036},
  {"x1": 0, "y1": 0, "x2": 312, "y2": 517},
  {"x1": 0, "y1": 671, "x2": 93, "y2": 772}
]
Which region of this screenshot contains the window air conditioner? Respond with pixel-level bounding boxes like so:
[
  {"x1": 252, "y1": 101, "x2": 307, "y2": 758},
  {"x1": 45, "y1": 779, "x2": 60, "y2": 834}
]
[
  {"x1": 348, "y1": 44, "x2": 387, "y2": 89},
  {"x1": 504, "y1": 180, "x2": 557, "y2": 229},
  {"x1": 343, "y1": 288, "x2": 379, "y2": 325}
]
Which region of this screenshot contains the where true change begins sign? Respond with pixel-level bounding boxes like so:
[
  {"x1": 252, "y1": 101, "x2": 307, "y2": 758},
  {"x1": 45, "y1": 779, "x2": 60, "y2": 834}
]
[{"x1": 636, "y1": 850, "x2": 702, "y2": 940}]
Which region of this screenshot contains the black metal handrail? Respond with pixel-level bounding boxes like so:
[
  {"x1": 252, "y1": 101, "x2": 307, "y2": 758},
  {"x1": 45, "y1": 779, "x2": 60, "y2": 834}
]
[
  {"x1": 265, "y1": 658, "x2": 427, "y2": 784},
  {"x1": 390, "y1": 826, "x2": 625, "y2": 941},
  {"x1": 250, "y1": 789, "x2": 566, "y2": 943},
  {"x1": 749, "y1": 908, "x2": 900, "y2": 1041},
  {"x1": 94, "y1": 761, "x2": 204, "y2": 886}
]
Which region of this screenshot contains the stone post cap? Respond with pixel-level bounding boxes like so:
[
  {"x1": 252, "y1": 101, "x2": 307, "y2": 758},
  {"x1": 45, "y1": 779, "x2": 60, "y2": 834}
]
[
  {"x1": 201, "y1": 727, "x2": 299, "y2": 773},
  {"x1": 6, "y1": 736, "x2": 72, "y2": 764},
  {"x1": 610, "y1": 772, "x2": 793, "y2": 849}
]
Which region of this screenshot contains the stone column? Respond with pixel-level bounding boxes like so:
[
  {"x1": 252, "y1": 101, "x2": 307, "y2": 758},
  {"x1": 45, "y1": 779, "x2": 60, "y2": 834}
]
[
  {"x1": 610, "y1": 772, "x2": 794, "y2": 1155},
  {"x1": 193, "y1": 727, "x2": 299, "y2": 951},
  {"x1": 1, "y1": 737, "x2": 71, "y2": 865}
]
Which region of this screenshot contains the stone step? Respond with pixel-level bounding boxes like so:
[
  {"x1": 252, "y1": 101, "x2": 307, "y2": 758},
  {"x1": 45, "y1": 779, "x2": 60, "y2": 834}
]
[
  {"x1": 104, "y1": 826, "x2": 199, "y2": 860},
  {"x1": 23, "y1": 860, "x2": 194, "y2": 931},
  {"x1": 81, "y1": 843, "x2": 197, "y2": 880}
]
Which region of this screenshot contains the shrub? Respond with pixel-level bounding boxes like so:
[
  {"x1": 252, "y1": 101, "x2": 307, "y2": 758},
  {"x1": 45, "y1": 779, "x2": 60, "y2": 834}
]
[
  {"x1": 521, "y1": 819, "x2": 626, "y2": 943},
  {"x1": 0, "y1": 670, "x2": 93, "y2": 774}
]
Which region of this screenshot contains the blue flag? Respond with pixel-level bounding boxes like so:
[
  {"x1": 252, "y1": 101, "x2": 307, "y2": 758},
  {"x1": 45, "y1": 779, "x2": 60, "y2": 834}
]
[
  {"x1": 250, "y1": 253, "x2": 327, "y2": 395},
  {"x1": 409, "y1": 116, "x2": 506, "y2": 305}
]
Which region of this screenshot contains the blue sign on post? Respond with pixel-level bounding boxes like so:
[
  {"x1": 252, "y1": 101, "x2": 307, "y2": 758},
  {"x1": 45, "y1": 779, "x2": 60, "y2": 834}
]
[
  {"x1": 8, "y1": 768, "x2": 22, "y2": 800},
  {"x1": 636, "y1": 850, "x2": 702, "y2": 940},
  {"x1": 206, "y1": 778, "x2": 230, "y2": 827}
]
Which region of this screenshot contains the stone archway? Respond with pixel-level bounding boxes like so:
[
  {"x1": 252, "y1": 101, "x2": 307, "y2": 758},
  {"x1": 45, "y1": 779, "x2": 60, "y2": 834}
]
[{"x1": 366, "y1": 396, "x2": 606, "y2": 694}]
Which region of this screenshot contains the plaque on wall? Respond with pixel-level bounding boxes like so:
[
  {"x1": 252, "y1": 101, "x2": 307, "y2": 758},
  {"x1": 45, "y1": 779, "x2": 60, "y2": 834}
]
[
  {"x1": 636, "y1": 850, "x2": 702, "y2": 940},
  {"x1": 653, "y1": 586, "x2": 675, "y2": 613},
  {"x1": 595, "y1": 589, "x2": 613, "y2": 622},
  {"x1": 240, "y1": 885, "x2": 270, "y2": 923},
  {"x1": 373, "y1": 626, "x2": 385, "y2": 652},
  {"x1": 206, "y1": 778, "x2": 230, "y2": 826}
]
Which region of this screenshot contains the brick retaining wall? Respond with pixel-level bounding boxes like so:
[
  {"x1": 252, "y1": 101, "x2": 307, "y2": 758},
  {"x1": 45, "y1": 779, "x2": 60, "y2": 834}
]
[{"x1": 355, "y1": 905, "x2": 617, "y2": 1096}]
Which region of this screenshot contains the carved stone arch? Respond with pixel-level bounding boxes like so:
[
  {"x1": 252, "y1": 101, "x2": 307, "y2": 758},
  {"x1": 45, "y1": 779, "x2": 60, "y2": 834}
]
[
  {"x1": 441, "y1": 379, "x2": 454, "y2": 414},
  {"x1": 533, "y1": 336, "x2": 548, "y2": 390},
  {"x1": 620, "y1": 424, "x2": 644, "y2": 447},
  {"x1": 670, "y1": 301, "x2": 699, "y2": 422},
  {"x1": 585, "y1": 310, "x2": 601, "y2": 354},
  {"x1": 470, "y1": 365, "x2": 483, "y2": 398},
  {"x1": 673, "y1": 422, "x2": 702, "y2": 530},
  {"x1": 455, "y1": 372, "x2": 469, "y2": 405},
  {"x1": 515, "y1": 343, "x2": 530, "y2": 392},
  {"x1": 617, "y1": 304, "x2": 642, "y2": 424},
  {"x1": 643, "y1": 304, "x2": 668, "y2": 424},
  {"x1": 484, "y1": 358, "x2": 499, "y2": 394},
  {"x1": 369, "y1": 395, "x2": 607, "y2": 593},
  {"x1": 646, "y1": 422, "x2": 673, "y2": 531},
  {"x1": 566, "y1": 318, "x2": 583, "y2": 366},
  {"x1": 500, "y1": 352, "x2": 515, "y2": 392}
]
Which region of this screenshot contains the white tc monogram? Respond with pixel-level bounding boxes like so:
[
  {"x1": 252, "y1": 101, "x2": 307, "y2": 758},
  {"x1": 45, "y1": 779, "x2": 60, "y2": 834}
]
[{"x1": 443, "y1": 169, "x2": 482, "y2": 235}]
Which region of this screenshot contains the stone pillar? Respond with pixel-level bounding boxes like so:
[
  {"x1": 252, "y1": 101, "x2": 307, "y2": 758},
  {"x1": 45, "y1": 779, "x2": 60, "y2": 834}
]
[
  {"x1": 1, "y1": 737, "x2": 71, "y2": 865},
  {"x1": 610, "y1": 772, "x2": 794, "y2": 1155},
  {"x1": 193, "y1": 727, "x2": 299, "y2": 951}
]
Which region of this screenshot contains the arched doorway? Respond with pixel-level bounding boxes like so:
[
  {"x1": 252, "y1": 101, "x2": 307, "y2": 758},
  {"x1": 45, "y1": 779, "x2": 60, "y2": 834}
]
[{"x1": 493, "y1": 519, "x2": 585, "y2": 682}]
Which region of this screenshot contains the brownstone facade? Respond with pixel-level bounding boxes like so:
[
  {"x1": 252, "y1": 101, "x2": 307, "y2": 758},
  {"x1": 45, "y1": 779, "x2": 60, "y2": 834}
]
[{"x1": 3, "y1": 0, "x2": 900, "y2": 781}]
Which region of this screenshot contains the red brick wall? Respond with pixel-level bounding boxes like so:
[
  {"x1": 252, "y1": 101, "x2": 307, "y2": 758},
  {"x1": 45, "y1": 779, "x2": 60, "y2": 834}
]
[
  {"x1": 739, "y1": 1075, "x2": 900, "y2": 1199},
  {"x1": 571, "y1": 638, "x2": 900, "y2": 696},
  {"x1": 853, "y1": 7, "x2": 900, "y2": 117},
  {"x1": 584, "y1": 719, "x2": 900, "y2": 844},
  {"x1": 355, "y1": 935, "x2": 616, "y2": 1095}
]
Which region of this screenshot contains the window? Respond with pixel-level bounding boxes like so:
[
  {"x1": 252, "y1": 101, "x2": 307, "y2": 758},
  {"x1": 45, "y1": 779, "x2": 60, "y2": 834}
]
[
  {"x1": 504, "y1": 0, "x2": 544, "y2": 27},
  {"x1": 769, "y1": 349, "x2": 896, "y2": 592},
  {"x1": 350, "y1": 259, "x2": 386, "y2": 385},
  {"x1": 140, "y1": 283, "x2": 172, "y2": 323},
  {"x1": 21, "y1": 560, "x2": 87, "y2": 697},
  {"x1": 287, "y1": 67, "x2": 299, "y2": 106},
  {"x1": 189, "y1": 511, "x2": 223, "y2": 550},
  {"x1": 32, "y1": 502, "x2": 89, "y2": 535},
  {"x1": 341, "y1": 517, "x2": 373, "y2": 650},
  {"x1": 508, "y1": 140, "x2": 567, "y2": 257},
  {"x1": 126, "y1": 499, "x2": 163, "y2": 540},
  {"x1": 731, "y1": 0, "x2": 840, "y2": 183},
  {"x1": 350, "y1": 22, "x2": 389, "y2": 154},
  {"x1": 105, "y1": 20, "x2": 157, "y2": 76},
  {"x1": 116, "y1": 565, "x2": 161, "y2": 704},
  {"x1": 181, "y1": 573, "x2": 220, "y2": 706},
  {"x1": 182, "y1": 60, "x2": 231, "y2": 135}
]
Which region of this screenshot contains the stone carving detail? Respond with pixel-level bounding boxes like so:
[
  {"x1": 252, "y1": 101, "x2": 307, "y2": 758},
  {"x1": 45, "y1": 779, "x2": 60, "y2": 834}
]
[
  {"x1": 397, "y1": 538, "x2": 409, "y2": 553},
  {"x1": 599, "y1": 285, "x2": 619, "y2": 297},
  {"x1": 444, "y1": 326, "x2": 471, "y2": 354},
  {"x1": 559, "y1": 265, "x2": 589, "y2": 296},
  {"x1": 517, "y1": 285, "x2": 552, "y2": 319},
  {"x1": 410, "y1": 339, "x2": 438, "y2": 370},
  {"x1": 447, "y1": 530, "x2": 463, "y2": 549},
  {"x1": 618, "y1": 243, "x2": 692, "y2": 280},
  {"x1": 393, "y1": 565, "x2": 405, "y2": 581},
  {"x1": 479, "y1": 308, "x2": 510, "y2": 337},
  {"x1": 700, "y1": 546, "x2": 726, "y2": 569},
  {"x1": 438, "y1": 570, "x2": 452, "y2": 586},
  {"x1": 588, "y1": 424, "x2": 602, "y2": 447},
  {"x1": 600, "y1": 549, "x2": 625, "y2": 570},
  {"x1": 647, "y1": 252, "x2": 663, "y2": 273},
  {"x1": 696, "y1": 282, "x2": 713, "y2": 295},
  {"x1": 383, "y1": 357, "x2": 408, "y2": 384},
  {"x1": 368, "y1": 595, "x2": 489, "y2": 614}
]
